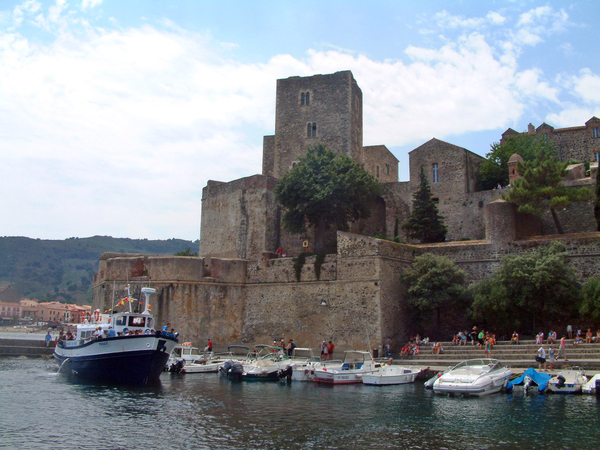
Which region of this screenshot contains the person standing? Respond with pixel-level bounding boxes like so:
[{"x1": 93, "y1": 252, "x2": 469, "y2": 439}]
[
  {"x1": 537, "y1": 344, "x2": 547, "y2": 371},
  {"x1": 45, "y1": 330, "x2": 52, "y2": 347},
  {"x1": 548, "y1": 345, "x2": 556, "y2": 371},
  {"x1": 557, "y1": 335, "x2": 568, "y2": 361},
  {"x1": 567, "y1": 324, "x2": 573, "y2": 339},
  {"x1": 327, "y1": 340, "x2": 335, "y2": 360}
]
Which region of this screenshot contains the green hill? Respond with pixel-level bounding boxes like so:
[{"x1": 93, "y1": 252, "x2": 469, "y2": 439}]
[{"x1": 0, "y1": 236, "x2": 198, "y2": 305}]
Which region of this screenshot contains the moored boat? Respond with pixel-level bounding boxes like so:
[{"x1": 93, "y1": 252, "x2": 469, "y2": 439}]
[
  {"x1": 582, "y1": 374, "x2": 600, "y2": 395},
  {"x1": 547, "y1": 367, "x2": 588, "y2": 394},
  {"x1": 432, "y1": 359, "x2": 512, "y2": 397},
  {"x1": 290, "y1": 347, "x2": 343, "y2": 382},
  {"x1": 53, "y1": 287, "x2": 178, "y2": 385},
  {"x1": 505, "y1": 367, "x2": 551, "y2": 394},
  {"x1": 362, "y1": 364, "x2": 422, "y2": 385},
  {"x1": 312, "y1": 350, "x2": 380, "y2": 385}
]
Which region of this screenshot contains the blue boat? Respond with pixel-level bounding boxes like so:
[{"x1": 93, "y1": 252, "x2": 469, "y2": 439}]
[{"x1": 506, "y1": 368, "x2": 552, "y2": 393}]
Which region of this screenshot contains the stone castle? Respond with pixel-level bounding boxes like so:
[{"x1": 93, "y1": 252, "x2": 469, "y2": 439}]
[{"x1": 92, "y1": 71, "x2": 600, "y2": 350}]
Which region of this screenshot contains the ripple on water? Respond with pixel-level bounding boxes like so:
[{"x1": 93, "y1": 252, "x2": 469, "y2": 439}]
[{"x1": 1, "y1": 359, "x2": 599, "y2": 450}]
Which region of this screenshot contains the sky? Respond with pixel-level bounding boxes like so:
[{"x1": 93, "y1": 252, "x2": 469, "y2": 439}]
[{"x1": 1, "y1": 0, "x2": 599, "y2": 241}]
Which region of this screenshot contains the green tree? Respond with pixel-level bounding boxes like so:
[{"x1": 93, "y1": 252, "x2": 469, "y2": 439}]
[
  {"x1": 274, "y1": 144, "x2": 382, "y2": 253},
  {"x1": 402, "y1": 166, "x2": 447, "y2": 243},
  {"x1": 401, "y1": 253, "x2": 469, "y2": 338},
  {"x1": 477, "y1": 134, "x2": 555, "y2": 191},
  {"x1": 504, "y1": 151, "x2": 591, "y2": 234},
  {"x1": 471, "y1": 241, "x2": 580, "y2": 334},
  {"x1": 580, "y1": 276, "x2": 600, "y2": 321},
  {"x1": 175, "y1": 247, "x2": 198, "y2": 256}
]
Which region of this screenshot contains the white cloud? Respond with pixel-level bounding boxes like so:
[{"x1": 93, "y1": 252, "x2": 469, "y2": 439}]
[
  {"x1": 512, "y1": 6, "x2": 570, "y2": 47},
  {"x1": 0, "y1": 3, "x2": 594, "y2": 240},
  {"x1": 81, "y1": 0, "x2": 102, "y2": 10}
]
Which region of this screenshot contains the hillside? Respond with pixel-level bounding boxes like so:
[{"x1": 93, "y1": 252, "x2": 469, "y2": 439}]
[{"x1": 0, "y1": 236, "x2": 198, "y2": 305}]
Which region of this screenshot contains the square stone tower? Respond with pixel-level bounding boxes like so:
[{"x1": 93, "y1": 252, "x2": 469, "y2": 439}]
[{"x1": 262, "y1": 70, "x2": 363, "y2": 178}]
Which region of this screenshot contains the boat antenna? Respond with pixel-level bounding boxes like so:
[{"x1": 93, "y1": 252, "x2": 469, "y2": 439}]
[
  {"x1": 110, "y1": 280, "x2": 116, "y2": 315},
  {"x1": 141, "y1": 287, "x2": 155, "y2": 315}
]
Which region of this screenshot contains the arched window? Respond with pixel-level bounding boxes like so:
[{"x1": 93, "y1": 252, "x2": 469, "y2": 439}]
[
  {"x1": 307, "y1": 122, "x2": 317, "y2": 137},
  {"x1": 301, "y1": 91, "x2": 311, "y2": 106},
  {"x1": 432, "y1": 163, "x2": 439, "y2": 183}
]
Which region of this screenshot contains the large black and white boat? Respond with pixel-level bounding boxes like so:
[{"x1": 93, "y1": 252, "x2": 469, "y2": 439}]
[{"x1": 53, "y1": 287, "x2": 178, "y2": 385}]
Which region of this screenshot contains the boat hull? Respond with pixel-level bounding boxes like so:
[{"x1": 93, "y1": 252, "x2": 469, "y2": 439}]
[
  {"x1": 54, "y1": 334, "x2": 177, "y2": 385},
  {"x1": 362, "y1": 367, "x2": 422, "y2": 385}
]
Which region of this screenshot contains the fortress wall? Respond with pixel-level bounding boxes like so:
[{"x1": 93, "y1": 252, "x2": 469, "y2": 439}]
[
  {"x1": 541, "y1": 199, "x2": 596, "y2": 235},
  {"x1": 272, "y1": 71, "x2": 361, "y2": 178},
  {"x1": 242, "y1": 279, "x2": 383, "y2": 350},
  {"x1": 200, "y1": 174, "x2": 278, "y2": 259},
  {"x1": 103, "y1": 255, "x2": 205, "y2": 282},
  {"x1": 552, "y1": 127, "x2": 595, "y2": 162},
  {"x1": 246, "y1": 254, "x2": 338, "y2": 284}
]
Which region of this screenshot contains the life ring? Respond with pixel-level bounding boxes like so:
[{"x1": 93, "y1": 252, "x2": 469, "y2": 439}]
[{"x1": 93, "y1": 310, "x2": 100, "y2": 322}]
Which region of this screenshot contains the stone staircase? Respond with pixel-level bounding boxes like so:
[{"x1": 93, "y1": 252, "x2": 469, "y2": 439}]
[{"x1": 386, "y1": 339, "x2": 600, "y2": 371}]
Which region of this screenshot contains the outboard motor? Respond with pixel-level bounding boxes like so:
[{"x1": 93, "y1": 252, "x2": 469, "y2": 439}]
[
  {"x1": 229, "y1": 361, "x2": 244, "y2": 381},
  {"x1": 556, "y1": 375, "x2": 566, "y2": 389},
  {"x1": 278, "y1": 365, "x2": 293, "y2": 384},
  {"x1": 169, "y1": 358, "x2": 185, "y2": 374}
]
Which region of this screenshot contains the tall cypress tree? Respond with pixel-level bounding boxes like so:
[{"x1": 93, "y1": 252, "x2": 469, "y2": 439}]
[{"x1": 402, "y1": 166, "x2": 447, "y2": 243}]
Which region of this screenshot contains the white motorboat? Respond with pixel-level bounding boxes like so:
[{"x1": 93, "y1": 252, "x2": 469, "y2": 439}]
[
  {"x1": 241, "y1": 345, "x2": 292, "y2": 381},
  {"x1": 167, "y1": 343, "x2": 204, "y2": 372},
  {"x1": 547, "y1": 368, "x2": 588, "y2": 394},
  {"x1": 53, "y1": 287, "x2": 178, "y2": 385},
  {"x1": 432, "y1": 359, "x2": 512, "y2": 396},
  {"x1": 312, "y1": 350, "x2": 381, "y2": 385},
  {"x1": 582, "y1": 374, "x2": 600, "y2": 394},
  {"x1": 289, "y1": 347, "x2": 343, "y2": 382},
  {"x1": 362, "y1": 364, "x2": 423, "y2": 385}
]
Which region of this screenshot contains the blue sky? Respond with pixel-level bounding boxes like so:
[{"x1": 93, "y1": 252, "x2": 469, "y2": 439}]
[{"x1": 1, "y1": 0, "x2": 598, "y2": 241}]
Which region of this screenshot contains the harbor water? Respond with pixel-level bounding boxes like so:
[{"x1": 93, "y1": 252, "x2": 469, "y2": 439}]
[{"x1": 1, "y1": 358, "x2": 600, "y2": 449}]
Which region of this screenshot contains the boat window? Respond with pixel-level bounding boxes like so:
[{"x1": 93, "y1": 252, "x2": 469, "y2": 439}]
[
  {"x1": 128, "y1": 316, "x2": 146, "y2": 327},
  {"x1": 115, "y1": 316, "x2": 127, "y2": 326}
]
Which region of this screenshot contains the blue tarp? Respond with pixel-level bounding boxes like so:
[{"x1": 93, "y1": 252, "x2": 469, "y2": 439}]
[{"x1": 506, "y1": 367, "x2": 552, "y2": 393}]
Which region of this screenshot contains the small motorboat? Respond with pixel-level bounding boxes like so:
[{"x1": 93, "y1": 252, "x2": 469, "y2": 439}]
[
  {"x1": 312, "y1": 350, "x2": 381, "y2": 385},
  {"x1": 242, "y1": 345, "x2": 292, "y2": 381},
  {"x1": 547, "y1": 368, "x2": 588, "y2": 394},
  {"x1": 289, "y1": 347, "x2": 343, "y2": 382},
  {"x1": 432, "y1": 359, "x2": 512, "y2": 397},
  {"x1": 362, "y1": 364, "x2": 422, "y2": 386},
  {"x1": 167, "y1": 343, "x2": 204, "y2": 372},
  {"x1": 582, "y1": 374, "x2": 600, "y2": 395},
  {"x1": 505, "y1": 368, "x2": 551, "y2": 394}
]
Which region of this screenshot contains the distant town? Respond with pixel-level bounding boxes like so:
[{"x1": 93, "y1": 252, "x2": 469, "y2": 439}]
[{"x1": 0, "y1": 285, "x2": 90, "y2": 327}]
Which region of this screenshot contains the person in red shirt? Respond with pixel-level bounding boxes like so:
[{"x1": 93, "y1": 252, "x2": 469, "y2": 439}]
[{"x1": 327, "y1": 341, "x2": 335, "y2": 360}]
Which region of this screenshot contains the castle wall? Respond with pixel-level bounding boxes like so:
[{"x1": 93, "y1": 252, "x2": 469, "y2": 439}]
[
  {"x1": 268, "y1": 71, "x2": 362, "y2": 179},
  {"x1": 199, "y1": 175, "x2": 279, "y2": 259},
  {"x1": 363, "y1": 145, "x2": 399, "y2": 183}
]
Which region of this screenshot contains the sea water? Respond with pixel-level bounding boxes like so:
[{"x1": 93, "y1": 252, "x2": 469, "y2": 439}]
[{"x1": 0, "y1": 357, "x2": 599, "y2": 450}]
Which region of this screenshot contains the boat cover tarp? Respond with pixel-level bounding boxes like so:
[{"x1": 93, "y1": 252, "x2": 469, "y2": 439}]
[{"x1": 506, "y1": 368, "x2": 551, "y2": 393}]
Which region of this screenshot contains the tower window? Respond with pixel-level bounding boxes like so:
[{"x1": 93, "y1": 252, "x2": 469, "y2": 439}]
[
  {"x1": 593, "y1": 127, "x2": 600, "y2": 138},
  {"x1": 307, "y1": 122, "x2": 317, "y2": 138},
  {"x1": 376, "y1": 165, "x2": 380, "y2": 178},
  {"x1": 594, "y1": 151, "x2": 600, "y2": 162},
  {"x1": 385, "y1": 163, "x2": 390, "y2": 175},
  {"x1": 301, "y1": 91, "x2": 311, "y2": 106},
  {"x1": 432, "y1": 163, "x2": 439, "y2": 183}
]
